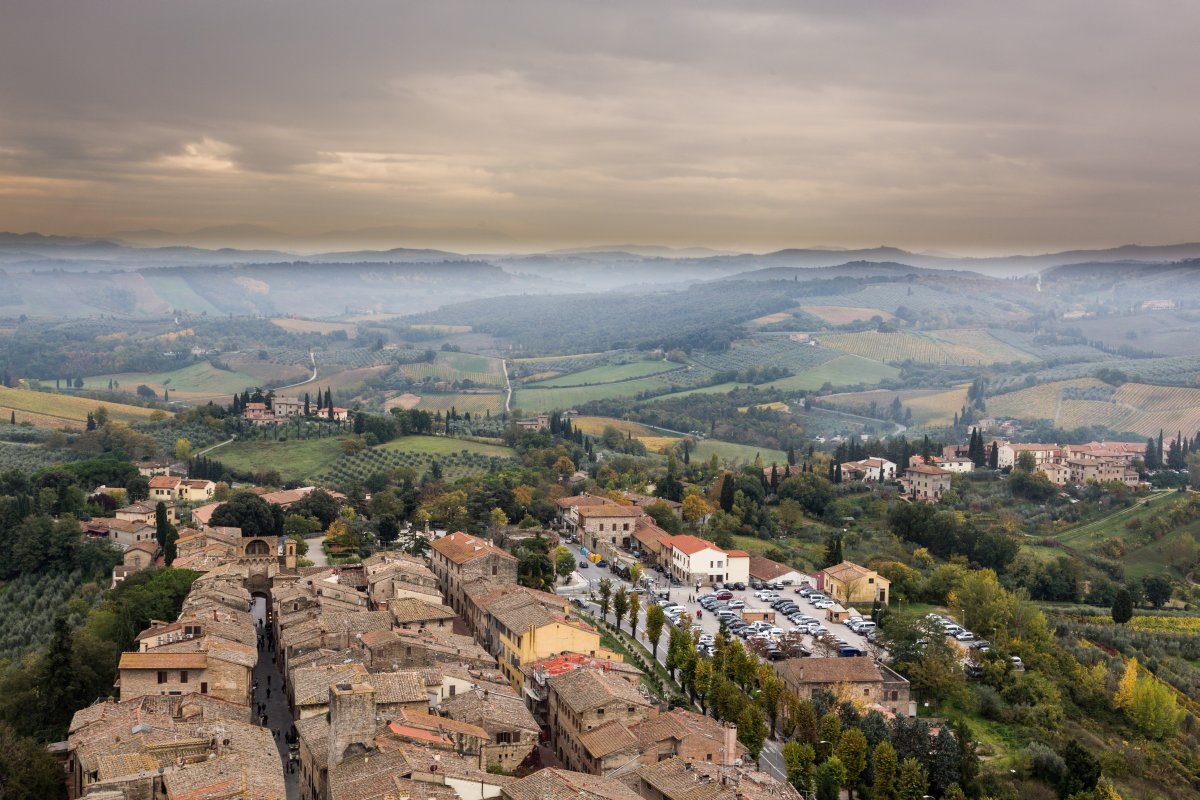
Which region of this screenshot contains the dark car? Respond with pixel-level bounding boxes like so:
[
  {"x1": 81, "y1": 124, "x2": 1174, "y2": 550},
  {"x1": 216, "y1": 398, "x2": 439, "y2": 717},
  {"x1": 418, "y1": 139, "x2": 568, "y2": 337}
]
[
  {"x1": 838, "y1": 646, "x2": 864, "y2": 657},
  {"x1": 732, "y1": 582, "x2": 747, "y2": 591},
  {"x1": 596, "y1": 559, "x2": 609, "y2": 568},
  {"x1": 578, "y1": 560, "x2": 590, "y2": 569}
]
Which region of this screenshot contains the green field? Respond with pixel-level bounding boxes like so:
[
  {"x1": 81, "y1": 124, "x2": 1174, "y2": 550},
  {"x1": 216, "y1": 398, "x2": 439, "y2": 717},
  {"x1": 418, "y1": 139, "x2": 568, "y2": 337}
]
[
  {"x1": 527, "y1": 360, "x2": 676, "y2": 387},
  {"x1": 514, "y1": 377, "x2": 675, "y2": 413},
  {"x1": 213, "y1": 434, "x2": 514, "y2": 483},
  {"x1": 141, "y1": 273, "x2": 225, "y2": 315},
  {"x1": 638, "y1": 381, "x2": 746, "y2": 401},
  {"x1": 688, "y1": 438, "x2": 787, "y2": 467},
  {"x1": 400, "y1": 351, "x2": 505, "y2": 387},
  {"x1": 90, "y1": 362, "x2": 264, "y2": 399},
  {"x1": 378, "y1": 436, "x2": 513, "y2": 458},
  {"x1": 763, "y1": 355, "x2": 901, "y2": 392},
  {"x1": 414, "y1": 392, "x2": 506, "y2": 416}
]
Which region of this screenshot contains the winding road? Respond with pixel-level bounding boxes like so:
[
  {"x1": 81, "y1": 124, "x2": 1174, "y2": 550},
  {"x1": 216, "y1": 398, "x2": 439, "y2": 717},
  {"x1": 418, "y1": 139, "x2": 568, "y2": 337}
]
[{"x1": 275, "y1": 350, "x2": 317, "y2": 391}]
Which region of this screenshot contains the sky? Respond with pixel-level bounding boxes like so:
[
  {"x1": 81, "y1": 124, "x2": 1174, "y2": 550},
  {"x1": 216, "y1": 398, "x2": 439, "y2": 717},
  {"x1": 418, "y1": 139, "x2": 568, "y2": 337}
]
[{"x1": 2, "y1": 1, "x2": 1199, "y2": 254}]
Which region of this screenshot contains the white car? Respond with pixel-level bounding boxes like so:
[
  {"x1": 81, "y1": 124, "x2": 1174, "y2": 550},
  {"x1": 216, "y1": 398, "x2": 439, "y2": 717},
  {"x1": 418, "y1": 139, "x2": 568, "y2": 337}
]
[
  {"x1": 813, "y1": 599, "x2": 834, "y2": 609},
  {"x1": 955, "y1": 631, "x2": 975, "y2": 641},
  {"x1": 766, "y1": 626, "x2": 785, "y2": 637},
  {"x1": 698, "y1": 633, "x2": 715, "y2": 645},
  {"x1": 727, "y1": 599, "x2": 746, "y2": 608}
]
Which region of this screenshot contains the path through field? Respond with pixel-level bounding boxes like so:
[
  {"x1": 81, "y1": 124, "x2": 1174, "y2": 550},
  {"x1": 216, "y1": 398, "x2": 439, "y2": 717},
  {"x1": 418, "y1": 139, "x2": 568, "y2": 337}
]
[
  {"x1": 502, "y1": 359, "x2": 512, "y2": 413},
  {"x1": 196, "y1": 438, "x2": 234, "y2": 457},
  {"x1": 276, "y1": 350, "x2": 317, "y2": 391}
]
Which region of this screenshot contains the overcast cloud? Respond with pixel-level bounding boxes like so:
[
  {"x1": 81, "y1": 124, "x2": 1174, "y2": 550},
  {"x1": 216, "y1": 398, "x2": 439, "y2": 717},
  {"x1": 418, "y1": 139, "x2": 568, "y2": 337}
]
[{"x1": 2, "y1": 0, "x2": 1198, "y2": 253}]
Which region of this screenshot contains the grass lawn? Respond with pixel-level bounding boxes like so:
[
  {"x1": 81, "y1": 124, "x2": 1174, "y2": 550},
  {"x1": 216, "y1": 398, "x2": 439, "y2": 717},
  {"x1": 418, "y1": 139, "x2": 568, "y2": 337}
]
[
  {"x1": 213, "y1": 436, "x2": 348, "y2": 483},
  {"x1": 378, "y1": 435, "x2": 514, "y2": 458},
  {"x1": 527, "y1": 360, "x2": 676, "y2": 387},
  {"x1": 689, "y1": 438, "x2": 787, "y2": 467},
  {"x1": 763, "y1": 355, "x2": 901, "y2": 392}
]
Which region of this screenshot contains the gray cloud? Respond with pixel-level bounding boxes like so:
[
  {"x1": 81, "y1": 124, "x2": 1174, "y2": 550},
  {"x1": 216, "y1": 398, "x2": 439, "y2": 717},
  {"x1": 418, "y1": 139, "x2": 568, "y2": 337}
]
[{"x1": 1, "y1": 0, "x2": 1198, "y2": 252}]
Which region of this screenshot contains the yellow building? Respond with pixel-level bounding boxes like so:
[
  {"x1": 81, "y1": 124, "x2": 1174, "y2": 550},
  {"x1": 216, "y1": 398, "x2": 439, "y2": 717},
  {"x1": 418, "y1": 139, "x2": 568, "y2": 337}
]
[
  {"x1": 488, "y1": 593, "x2": 620, "y2": 689},
  {"x1": 817, "y1": 560, "x2": 891, "y2": 606}
]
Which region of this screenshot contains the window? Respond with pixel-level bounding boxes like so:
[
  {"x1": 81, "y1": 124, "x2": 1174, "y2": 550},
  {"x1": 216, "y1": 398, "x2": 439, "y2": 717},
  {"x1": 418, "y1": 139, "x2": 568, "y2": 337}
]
[
  {"x1": 180, "y1": 671, "x2": 189, "y2": 683},
  {"x1": 863, "y1": 688, "x2": 869, "y2": 696},
  {"x1": 596, "y1": 708, "x2": 605, "y2": 716},
  {"x1": 157, "y1": 671, "x2": 167, "y2": 684},
  {"x1": 449, "y1": 685, "x2": 456, "y2": 697},
  {"x1": 200, "y1": 682, "x2": 208, "y2": 695},
  {"x1": 492, "y1": 566, "x2": 497, "y2": 576}
]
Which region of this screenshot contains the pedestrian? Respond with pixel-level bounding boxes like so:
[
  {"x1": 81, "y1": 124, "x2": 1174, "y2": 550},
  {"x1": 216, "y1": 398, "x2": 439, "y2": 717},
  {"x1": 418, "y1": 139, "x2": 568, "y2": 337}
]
[
  {"x1": 266, "y1": 688, "x2": 271, "y2": 699},
  {"x1": 266, "y1": 675, "x2": 271, "y2": 687}
]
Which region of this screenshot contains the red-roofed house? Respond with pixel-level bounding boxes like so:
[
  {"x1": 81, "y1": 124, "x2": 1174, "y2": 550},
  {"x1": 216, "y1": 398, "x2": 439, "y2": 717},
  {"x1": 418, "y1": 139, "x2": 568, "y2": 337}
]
[
  {"x1": 660, "y1": 535, "x2": 750, "y2": 588},
  {"x1": 430, "y1": 532, "x2": 518, "y2": 619}
]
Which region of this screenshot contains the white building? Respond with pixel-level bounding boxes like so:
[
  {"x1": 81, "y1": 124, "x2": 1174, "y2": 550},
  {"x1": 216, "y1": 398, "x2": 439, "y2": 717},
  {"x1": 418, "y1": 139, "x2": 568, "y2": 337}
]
[
  {"x1": 660, "y1": 535, "x2": 750, "y2": 588},
  {"x1": 840, "y1": 457, "x2": 897, "y2": 482}
]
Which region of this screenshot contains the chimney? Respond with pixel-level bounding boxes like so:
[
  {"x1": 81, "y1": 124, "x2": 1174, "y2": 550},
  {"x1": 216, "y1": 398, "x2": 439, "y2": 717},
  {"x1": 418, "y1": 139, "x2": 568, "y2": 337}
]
[
  {"x1": 328, "y1": 682, "x2": 377, "y2": 767},
  {"x1": 723, "y1": 722, "x2": 738, "y2": 767}
]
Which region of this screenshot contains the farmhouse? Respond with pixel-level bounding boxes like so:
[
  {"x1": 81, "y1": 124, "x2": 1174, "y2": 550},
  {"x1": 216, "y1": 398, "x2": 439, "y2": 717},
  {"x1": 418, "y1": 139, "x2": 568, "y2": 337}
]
[
  {"x1": 840, "y1": 457, "x2": 897, "y2": 482},
  {"x1": 997, "y1": 443, "x2": 1063, "y2": 470},
  {"x1": 816, "y1": 560, "x2": 890, "y2": 606},
  {"x1": 902, "y1": 463, "x2": 952, "y2": 501},
  {"x1": 774, "y1": 657, "x2": 913, "y2": 717},
  {"x1": 576, "y1": 504, "x2": 647, "y2": 552}
]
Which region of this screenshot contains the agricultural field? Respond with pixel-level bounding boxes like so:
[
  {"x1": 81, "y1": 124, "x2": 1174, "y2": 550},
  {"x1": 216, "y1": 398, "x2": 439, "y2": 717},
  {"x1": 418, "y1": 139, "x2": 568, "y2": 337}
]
[
  {"x1": 513, "y1": 377, "x2": 677, "y2": 413},
  {"x1": 822, "y1": 384, "x2": 968, "y2": 426},
  {"x1": 407, "y1": 323, "x2": 472, "y2": 334},
  {"x1": 989, "y1": 379, "x2": 1200, "y2": 437},
  {"x1": 761, "y1": 355, "x2": 900, "y2": 392},
  {"x1": 88, "y1": 361, "x2": 265, "y2": 402},
  {"x1": 399, "y1": 351, "x2": 505, "y2": 387},
  {"x1": 208, "y1": 437, "x2": 347, "y2": 483},
  {"x1": 569, "y1": 415, "x2": 681, "y2": 454},
  {"x1": 1071, "y1": 312, "x2": 1200, "y2": 356},
  {"x1": 688, "y1": 438, "x2": 787, "y2": 467},
  {"x1": 0, "y1": 386, "x2": 160, "y2": 429},
  {"x1": 820, "y1": 329, "x2": 1034, "y2": 365},
  {"x1": 322, "y1": 438, "x2": 516, "y2": 487},
  {"x1": 798, "y1": 305, "x2": 895, "y2": 324},
  {"x1": 750, "y1": 312, "x2": 794, "y2": 326},
  {"x1": 690, "y1": 337, "x2": 840, "y2": 374},
  {"x1": 637, "y1": 381, "x2": 745, "y2": 401},
  {"x1": 412, "y1": 392, "x2": 506, "y2": 417},
  {"x1": 0, "y1": 441, "x2": 79, "y2": 471},
  {"x1": 525, "y1": 359, "x2": 678, "y2": 387},
  {"x1": 377, "y1": 435, "x2": 514, "y2": 458},
  {"x1": 271, "y1": 317, "x2": 358, "y2": 337}
]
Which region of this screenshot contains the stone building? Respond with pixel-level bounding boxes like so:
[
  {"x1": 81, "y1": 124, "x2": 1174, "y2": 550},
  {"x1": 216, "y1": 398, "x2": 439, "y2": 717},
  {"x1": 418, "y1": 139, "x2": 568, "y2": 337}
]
[
  {"x1": 547, "y1": 666, "x2": 655, "y2": 774},
  {"x1": 429, "y1": 532, "x2": 518, "y2": 618}
]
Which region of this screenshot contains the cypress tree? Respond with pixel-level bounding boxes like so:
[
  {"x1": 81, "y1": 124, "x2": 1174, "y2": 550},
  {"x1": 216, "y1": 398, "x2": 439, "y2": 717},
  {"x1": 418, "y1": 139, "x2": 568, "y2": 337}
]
[{"x1": 1112, "y1": 587, "x2": 1133, "y2": 624}]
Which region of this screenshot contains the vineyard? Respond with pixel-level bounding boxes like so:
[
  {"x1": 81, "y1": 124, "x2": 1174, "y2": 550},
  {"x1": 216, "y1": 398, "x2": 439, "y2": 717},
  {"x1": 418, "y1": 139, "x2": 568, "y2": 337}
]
[
  {"x1": 526, "y1": 359, "x2": 679, "y2": 387},
  {"x1": 821, "y1": 384, "x2": 968, "y2": 426},
  {"x1": 320, "y1": 444, "x2": 516, "y2": 488},
  {"x1": 514, "y1": 377, "x2": 678, "y2": 413},
  {"x1": 762, "y1": 355, "x2": 900, "y2": 392},
  {"x1": 689, "y1": 337, "x2": 840, "y2": 374},
  {"x1": 0, "y1": 386, "x2": 160, "y2": 429},
  {"x1": 413, "y1": 392, "x2": 505, "y2": 417},
  {"x1": 400, "y1": 352, "x2": 506, "y2": 387},
  {"x1": 988, "y1": 379, "x2": 1200, "y2": 437},
  {"x1": 819, "y1": 329, "x2": 1033, "y2": 365}
]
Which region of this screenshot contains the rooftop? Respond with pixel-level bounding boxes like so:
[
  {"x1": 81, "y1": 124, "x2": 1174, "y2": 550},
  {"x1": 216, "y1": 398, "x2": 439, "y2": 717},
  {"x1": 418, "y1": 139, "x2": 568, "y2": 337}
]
[{"x1": 430, "y1": 531, "x2": 516, "y2": 565}]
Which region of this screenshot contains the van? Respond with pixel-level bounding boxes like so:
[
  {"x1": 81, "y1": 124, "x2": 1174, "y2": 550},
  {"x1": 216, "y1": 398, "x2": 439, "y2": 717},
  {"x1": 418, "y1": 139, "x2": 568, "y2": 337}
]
[
  {"x1": 857, "y1": 621, "x2": 877, "y2": 634},
  {"x1": 654, "y1": 588, "x2": 671, "y2": 600}
]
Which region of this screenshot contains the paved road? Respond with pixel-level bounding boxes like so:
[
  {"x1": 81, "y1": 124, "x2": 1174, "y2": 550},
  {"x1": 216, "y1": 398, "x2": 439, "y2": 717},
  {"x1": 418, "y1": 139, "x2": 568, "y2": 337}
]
[{"x1": 251, "y1": 597, "x2": 299, "y2": 799}]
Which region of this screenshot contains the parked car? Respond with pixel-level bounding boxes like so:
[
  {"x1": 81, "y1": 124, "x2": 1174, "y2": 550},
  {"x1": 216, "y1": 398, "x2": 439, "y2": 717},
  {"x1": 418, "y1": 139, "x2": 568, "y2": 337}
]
[
  {"x1": 1011, "y1": 656, "x2": 1025, "y2": 669},
  {"x1": 838, "y1": 646, "x2": 864, "y2": 657},
  {"x1": 955, "y1": 631, "x2": 976, "y2": 641},
  {"x1": 813, "y1": 599, "x2": 834, "y2": 609},
  {"x1": 578, "y1": 560, "x2": 590, "y2": 569},
  {"x1": 857, "y1": 621, "x2": 877, "y2": 634},
  {"x1": 715, "y1": 590, "x2": 734, "y2": 600},
  {"x1": 733, "y1": 582, "x2": 747, "y2": 590},
  {"x1": 596, "y1": 559, "x2": 609, "y2": 568},
  {"x1": 728, "y1": 599, "x2": 746, "y2": 609},
  {"x1": 750, "y1": 579, "x2": 764, "y2": 589}
]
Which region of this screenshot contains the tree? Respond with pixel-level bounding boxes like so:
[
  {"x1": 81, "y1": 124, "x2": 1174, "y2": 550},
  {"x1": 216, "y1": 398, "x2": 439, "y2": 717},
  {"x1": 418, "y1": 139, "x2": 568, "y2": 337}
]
[
  {"x1": 873, "y1": 741, "x2": 898, "y2": 800},
  {"x1": 1016, "y1": 450, "x2": 1037, "y2": 472},
  {"x1": 1059, "y1": 739, "x2": 1101, "y2": 798},
  {"x1": 818, "y1": 712, "x2": 841, "y2": 761},
  {"x1": 682, "y1": 495, "x2": 711, "y2": 526},
  {"x1": 952, "y1": 718, "x2": 979, "y2": 793},
  {"x1": 757, "y1": 664, "x2": 785, "y2": 736},
  {"x1": 793, "y1": 699, "x2": 818, "y2": 746},
  {"x1": 630, "y1": 562, "x2": 644, "y2": 586},
  {"x1": 815, "y1": 756, "x2": 846, "y2": 800},
  {"x1": 612, "y1": 587, "x2": 629, "y2": 633},
  {"x1": 822, "y1": 534, "x2": 844, "y2": 569},
  {"x1": 555, "y1": 546, "x2": 576, "y2": 584},
  {"x1": 737, "y1": 705, "x2": 767, "y2": 759},
  {"x1": 1114, "y1": 657, "x2": 1138, "y2": 712},
  {"x1": 1129, "y1": 671, "x2": 1184, "y2": 739},
  {"x1": 1111, "y1": 586, "x2": 1133, "y2": 624},
  {"x1": 0, "y1": 722, "x2": 65, "y2": 800},
  {"x1": 210, "y1": 491, "x2": 280, "y2": 537},
  {"x1": 783, "y1": 740, "x2": 815, "y2": 791},
  {"x1": 627, "y1": 590, "x2": 641, "y2": 638},
  {"x1": 693, "y1": 656, "x2": 713, "y2": 712},
  {"x1": 155, "y1": 500, "x2": 171, "y2": 552},
  {"x1": 928, "y1": 726, "x2": 960, "y2": 797},
  {"x1": 835, "y1": 728, "x2": 868, "y2": 798},
  {"x1": 1141, "y1": 575, "x2": 1172, "y2": 608},
  {"x1": 896, "y1": 757, "x2": 928, "y2": 800},
  {"x1": 174, "y1": 437, "x2": 192, "y2": 461},
  {"x1": 646, "y1": 604, "x2": 666, "y2": 659},
  {"x1": 552, "y1": 456, "x2": 576, "y2": 480},
  {"x1": 598, "y1": 578, "x2": 613, "y2": 623}
]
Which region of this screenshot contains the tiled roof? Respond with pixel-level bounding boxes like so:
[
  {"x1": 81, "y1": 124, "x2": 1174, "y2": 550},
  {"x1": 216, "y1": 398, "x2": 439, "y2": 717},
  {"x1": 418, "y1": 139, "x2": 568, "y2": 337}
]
[
  {"x1": 503, "y1": 768, "x2": 644, "y2": 800},
  {"x1": 577, "y1": 505, "x2": 645, "y2": 519},
  {"x1": 748, "y1": 557, "x2": 802, "y2": 581},
  {"x1": 370, "y1": 671, "x2": 429, "y2": 705},
  {"x1": 821, "y1": 561, "x2": 876, "y2": 582},
  {"x1": 555, "y1": 494, "x2": 617, "y2": 509},
  {"x1": 293, "y1": 663, "x2": 370, "y2": 705},
  {"x1": 397, "y1": 709, "x2": 489, "y2": 740},
  {"x1": 578, "y1": 719, "x2": 639, "y2": 758},
  {"x1": 430, "y1": 531, "x2": 515, "y2": 565},
  {"x1": 149, "y1": 476, "x2": 182, "y2": 488},
  {"x1": 441, "y1": 688, "x2": 539, "y2": 734},
  {"x1": 387, "y1": 596, "x2": 457, "y2": 624},
  {"x1": 776, "y1": 656, "x2": 883, "y2": 685},
  {"x1": 660, "y1": 534, "x2": 722, "y2": 556},
  {"x1": 635, "y1": 758, "x2": 738, "y2": 800},
  {"x1": 119, "y1": 652, "x2": 208, "y2": 670},
  {"x1": 548, "y1": 666, "x2": 649, "y2": 714}
]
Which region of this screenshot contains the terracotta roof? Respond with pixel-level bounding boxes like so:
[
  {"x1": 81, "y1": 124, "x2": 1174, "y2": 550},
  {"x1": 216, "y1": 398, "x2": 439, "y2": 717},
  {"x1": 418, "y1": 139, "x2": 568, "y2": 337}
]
[
  {"x1": 659, "y1": 534, "x2": 722, "y2": 556},
  {"x1": 387, "y1": 597, "x2": 457, "y2": 624},
  {"x1": 556, "y1": 494, "x2": 617, "y2": 509},
  {"x1": 149, "y1": 475, "x2": 182, "y2": 488},
  {"x1": 821, "y1": 561, "x2": 876, "y2": 582},
  {"x1": 503, "y1": 768, "x2": 644, "y2": 800},
  {"x1": 441, "y1": 687, "x2": 539, "y2": 734},
  {"x1": 578, "y1": 719, "x2": 639, "y2": 758},
  {"x1": 724, "y1": 550, "x2": 750, "y2": 558},
  {"x1": 635, "y1": 757, "x2": 738, "y2": 800},
  {"x1": 905, "y1": 464, "x2": 951, "y2": 476},
  {"x1": 577, "y1": 505, "x2": 645, "y2": 519},
  {"x1": 397, "y1": 709, "x2": 490, "y2": 740},
  {"x1": 293, "y1": 663, "x2": 370, "y2": 705},
  {"x1": 748, "y1": 556, "x2": 802, "y2": 581},
  {"x1": 119, "y1": 652, "x2": 208, "y2": 670},
  {"x1": 370, "y1": 671, "x2": 429, "y2": 705},
  {"x1": 776, "y1": 656, "x2": 883, "y2": 685},
  {"x1": 548, "y1": 666, "x2": 649, "y2": 714},
  {"x1": 430, "y1": 531, "x2": 515, "y2": 565},
  {"x1": 191, "y1": 503, "x2": 219, "y2": 525}
]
